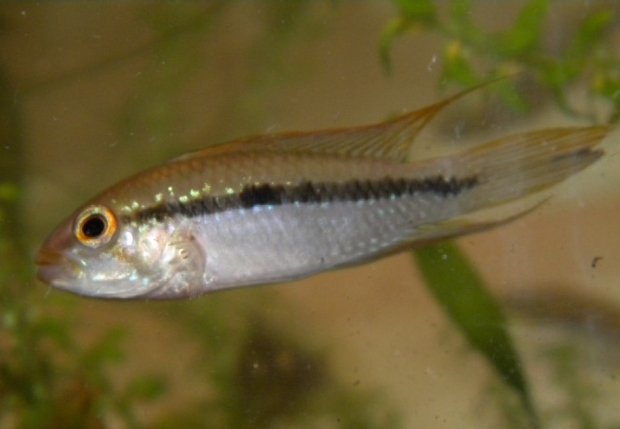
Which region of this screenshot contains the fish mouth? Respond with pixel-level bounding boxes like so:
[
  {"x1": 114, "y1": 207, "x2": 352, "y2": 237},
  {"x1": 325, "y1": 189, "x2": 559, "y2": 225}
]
[
  {"x1": 35, "y1": 249, "x2": 79, "y2": 287},
  {"x1": 35, "y1": 248, "x2": 65, "y2": 267},
  {"x1": 36, "y1": 264, "x2": 69, "y2": 287},
  {"x1": 35, "y1": 249, "x2": 146, "y2": 299}
]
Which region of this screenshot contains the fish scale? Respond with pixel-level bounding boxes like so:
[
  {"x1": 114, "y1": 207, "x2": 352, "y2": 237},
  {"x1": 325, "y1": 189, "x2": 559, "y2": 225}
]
[{"x1": 198, "y1": 195, "x2": 455, "y2": 292}]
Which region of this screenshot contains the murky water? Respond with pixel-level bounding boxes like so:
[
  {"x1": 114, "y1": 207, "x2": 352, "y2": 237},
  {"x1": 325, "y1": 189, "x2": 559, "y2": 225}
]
[{"x1": 1, "y1": 3, "x2": 619, "y2": 428}]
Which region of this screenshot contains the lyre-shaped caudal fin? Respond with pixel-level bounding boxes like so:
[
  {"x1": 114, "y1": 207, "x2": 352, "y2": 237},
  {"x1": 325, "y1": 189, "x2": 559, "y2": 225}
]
[
  {"x1": 396, "y1": 126, "x2": 608, "y2": 251},
  {"x1": 456, "y1": 126, "x2": 609, "y2": 213},
  {"x1": 171, "y1": 82, "x2": 492, "y2": 163}
]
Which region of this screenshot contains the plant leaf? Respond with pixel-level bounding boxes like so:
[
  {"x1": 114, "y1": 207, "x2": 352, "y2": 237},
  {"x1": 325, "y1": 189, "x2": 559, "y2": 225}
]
[
  {"x1": 125, "y1": 375, "x2": 167, "y2": 401},
  {"x1": 500, "y1": 0, "x2": 548, "y2": 57},
  {"x1": 493, "y1": 78, "x2": 531, "y2": 112},
  {"x1": 380, "y1": 0, "x2": 437, "y2": 73},
  {"x1": 394, "y1": 0, "x2": 436, "y2": 23},
  {"x1": 379, "y1": 17, "x2": 411, "y2": 73},
  {"x1": 569, "y1": 9, "x2": 614, "y2": 59},
  {"x1": 441, "y1": 41, "x2": 478, "y2": 87},
  {"x1": 413, "y1": 241, "x2": 539, "y2": 427}
]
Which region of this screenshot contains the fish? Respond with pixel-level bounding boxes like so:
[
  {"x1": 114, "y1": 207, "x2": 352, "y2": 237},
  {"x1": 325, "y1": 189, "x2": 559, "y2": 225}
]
[{"x1": 35, "y1": 87, "x2": 608, "y2": 299}]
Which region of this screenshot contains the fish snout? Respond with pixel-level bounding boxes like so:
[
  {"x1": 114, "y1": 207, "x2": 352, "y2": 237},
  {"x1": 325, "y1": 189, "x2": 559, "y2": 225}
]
[
  {"x1": 35, "y1": 247, "x2": 65, "y2": 267},
  {"x1": 36, "y1": 220, "x2": 80, "y2": 286}
]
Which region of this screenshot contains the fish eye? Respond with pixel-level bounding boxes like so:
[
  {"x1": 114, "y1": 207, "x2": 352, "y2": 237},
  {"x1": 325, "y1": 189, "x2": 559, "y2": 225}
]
[{"x1": 74, "y1": 205, "x2": 117, "y2": 247}]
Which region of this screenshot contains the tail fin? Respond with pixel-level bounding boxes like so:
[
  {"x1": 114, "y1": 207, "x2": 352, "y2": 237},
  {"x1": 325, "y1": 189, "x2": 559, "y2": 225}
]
[{"x1": 458, "y1": 126, "x2": 608, "y2": 212}]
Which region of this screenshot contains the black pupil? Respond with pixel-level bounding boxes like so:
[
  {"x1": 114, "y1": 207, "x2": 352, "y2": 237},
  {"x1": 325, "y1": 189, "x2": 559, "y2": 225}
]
[{"x1": 82, "y1": 216, "x2": 106, "y2": 238}]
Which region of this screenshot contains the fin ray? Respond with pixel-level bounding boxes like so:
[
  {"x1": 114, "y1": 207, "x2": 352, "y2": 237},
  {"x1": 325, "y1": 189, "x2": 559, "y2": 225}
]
[
  {"x1": 457, "y1": 126, "x2": 608, "y2": 212},
  {"x1": 408, "y1": 201, "x2": 545, "y2": 248},
  {"x1": 171, "y1": 83, "x2": 493, "y2": 163}
]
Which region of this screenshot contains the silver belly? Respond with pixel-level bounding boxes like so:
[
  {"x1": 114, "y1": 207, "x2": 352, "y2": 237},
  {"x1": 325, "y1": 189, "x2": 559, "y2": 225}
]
[{"x1": 196, "y1": 194, "x2": 464, "y2": 291}]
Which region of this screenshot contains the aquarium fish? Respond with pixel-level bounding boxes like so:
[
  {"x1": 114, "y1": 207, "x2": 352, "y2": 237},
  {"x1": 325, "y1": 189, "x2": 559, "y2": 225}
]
[{"x1": 36, "y1": 89, "x2": 608, "y2": 299}]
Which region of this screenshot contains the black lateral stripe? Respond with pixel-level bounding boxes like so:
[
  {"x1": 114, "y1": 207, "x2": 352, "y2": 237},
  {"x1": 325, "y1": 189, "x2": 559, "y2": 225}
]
[{"x1": 130, "y1": 175, "x2": 478, "y2": 222}]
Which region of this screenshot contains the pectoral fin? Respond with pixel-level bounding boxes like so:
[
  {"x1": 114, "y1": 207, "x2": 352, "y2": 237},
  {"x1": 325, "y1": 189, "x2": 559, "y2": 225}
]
[
  {"x1": 155, "y1": 233, "x2": 207, "y2": 298},
  {"x1": 168, "y1": 234, "x2": 204, "y2": 273}
]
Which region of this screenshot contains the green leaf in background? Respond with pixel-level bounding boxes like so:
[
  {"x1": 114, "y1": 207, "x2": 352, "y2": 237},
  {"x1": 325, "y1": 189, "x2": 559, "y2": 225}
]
[
  {"x1": 395, "y1": 0, "x2": 436, "y2": 23},
  {"x1": 379, "y1": 17, "x2": 410, "y2": 73},
  {"x1": 0, "y1": 182, "x2": 19, "y2": 202},
  {"x1": 492, "y1": 77, "x2": 531, "y2": 112},
  {"x1": 569, "y1": 9, "x2": 614, "y2": 59},
  {"x1": 447, "y1": 0, "x2": 478, "y2": 44},
  {"x1": 413, "y1": 241, "x2": 539, "y2": 428},
  {"x1": 499, "y1": 0, "x2": 548, "y2": 57},
  {"x1": 386, "y1": 0, "x2": 620, "y2": 122},
  {"x1": 441, "y1": 41, "x2": 478, "y2": 87},
  {"x1": 594, "y1": 69, "x2": 620, "y2": 123},
  {"x1": 125, "y1": 375, "x2": 168, "y2": 401},
  {"x1": 379, "y1": 0, "x2": 436, "y2": 72},
  {"x1": 447, "y1": 0, "x2": 473, "y2": 28}
]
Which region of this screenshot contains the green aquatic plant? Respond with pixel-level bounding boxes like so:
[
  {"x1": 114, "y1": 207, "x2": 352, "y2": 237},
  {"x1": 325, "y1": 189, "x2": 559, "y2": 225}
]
[
  {"x1": 382, "y1": 0, "x2": 620, "y2": 426},
  {"x1": 414, "y1": 242, "x2": 538, "y2": 427},
  {"x1": 382, "y1": 0, "x2": 620, "y2": 122}
]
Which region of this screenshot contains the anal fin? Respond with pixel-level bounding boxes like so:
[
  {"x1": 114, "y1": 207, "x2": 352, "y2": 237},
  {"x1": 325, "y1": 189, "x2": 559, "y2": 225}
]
[{"x1": 409, "y1": 200, "x2": 545, "y2": 249}]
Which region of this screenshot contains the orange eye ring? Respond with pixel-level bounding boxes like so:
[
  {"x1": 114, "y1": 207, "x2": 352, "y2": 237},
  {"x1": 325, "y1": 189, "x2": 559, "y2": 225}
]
[{"x1": 74, "y1": 205, "x2": 117, "y2": 248}]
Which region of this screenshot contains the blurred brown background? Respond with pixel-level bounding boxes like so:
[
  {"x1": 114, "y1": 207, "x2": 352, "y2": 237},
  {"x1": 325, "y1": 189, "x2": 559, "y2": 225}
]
[{"x1": 1, "y1": 2, "x2": 619, "y2": 428}]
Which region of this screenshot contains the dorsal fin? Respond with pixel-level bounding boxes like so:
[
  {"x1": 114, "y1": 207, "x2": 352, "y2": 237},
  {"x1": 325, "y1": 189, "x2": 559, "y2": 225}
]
[{"x1": 171, "y1": 82, "x2": 492, "y2": 163}]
